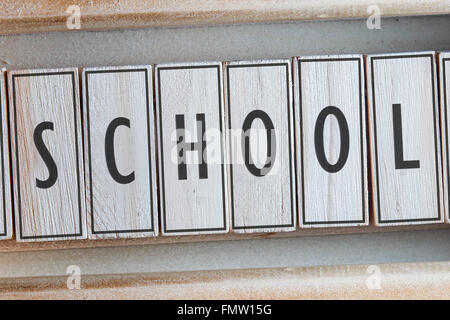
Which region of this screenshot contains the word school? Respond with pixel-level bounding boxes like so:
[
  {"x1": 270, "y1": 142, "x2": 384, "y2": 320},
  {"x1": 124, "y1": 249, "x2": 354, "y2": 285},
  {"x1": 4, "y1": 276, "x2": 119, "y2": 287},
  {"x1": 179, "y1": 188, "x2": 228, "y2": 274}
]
[{"x1": 0, "y1": 51, "x2": 448, "y2": 242}]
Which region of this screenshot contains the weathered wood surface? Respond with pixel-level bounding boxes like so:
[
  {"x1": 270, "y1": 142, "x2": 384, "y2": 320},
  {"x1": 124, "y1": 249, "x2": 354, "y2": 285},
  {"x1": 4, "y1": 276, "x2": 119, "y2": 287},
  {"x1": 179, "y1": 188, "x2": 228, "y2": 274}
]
[
  {"x1": 0, "y1": 69, "x2": 12, "y2": 240},
  {"x1": 294, "y1": 55, "x2": 368, "y2": 227},
  {"x1": 8, "y1": 68, "x2": 87, "y2": 241},
  {"x1": 0, "y1": 0, "x2": 448, "y2": 35},
  {"x1": 155, "y1": 62, "x2": 229, "y2": 235},
  {"x1": 440, "y1": 52, "x2": 450, "y2": 224},
  {"x1": 0, "y1": 261, "x2": 448, "y2": 299},
  {"x1": 367, "y1": 52, "x2": 444, "y2": 226},
  {"x1": 83, "y1": 66, "x2": 158, "y2": 239},
  {"x1": 225, "y1": 59, "x2": 296, "y2": 233}
]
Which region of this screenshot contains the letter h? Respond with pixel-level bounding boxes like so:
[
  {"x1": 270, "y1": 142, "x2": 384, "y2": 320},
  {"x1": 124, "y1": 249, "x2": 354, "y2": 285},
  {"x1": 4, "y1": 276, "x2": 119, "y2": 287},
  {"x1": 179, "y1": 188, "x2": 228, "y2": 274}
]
[{"x1": 175, "y1": 113, "x2": 208, "y2": 180}]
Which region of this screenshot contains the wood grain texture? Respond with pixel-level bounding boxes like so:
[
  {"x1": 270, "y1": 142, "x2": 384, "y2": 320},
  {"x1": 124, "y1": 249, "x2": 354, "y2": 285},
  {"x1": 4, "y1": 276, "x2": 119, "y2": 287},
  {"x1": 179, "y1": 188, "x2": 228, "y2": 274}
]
[
  {"x1": 367, "y1": 52, "x2": 444, "y2": 226},
  {"x1": 0, "y1": 0, "x2": 449, "y2": 35},
  {"x1": 225, "y1": 60, "x2": 296, "y2": 233},
  {"x1": 294, "y1": 55, "x2": 368, "y2": 228},
  {"x1": 155, "y1": 62, "x2": 229, "y2": 235},
  {"x1": 0, "y1": 261, "x2": 449, "y2": 299},
  {"x1": 440, "y1": 52, "x2": 450, "y2": 224},
  {"x1": 83, "y1": 66, "x2": 158, "y2": 239},
  {"x1": 0, "y1": 69, "x2": 12, "y2": 240},
  {"x1": 8, "y1": 68, "x2": 87, "y2": 241}
]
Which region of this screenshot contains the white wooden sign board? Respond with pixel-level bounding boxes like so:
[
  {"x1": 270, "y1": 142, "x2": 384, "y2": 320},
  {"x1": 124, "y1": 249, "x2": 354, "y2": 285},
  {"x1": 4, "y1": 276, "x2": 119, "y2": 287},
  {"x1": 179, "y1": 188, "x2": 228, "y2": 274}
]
[
  {"x1": 0, "y1": 69, "x2": 12, "y2": 240},
  {"x1": 294, "y1": 55, "x2": 368, "y2": 228},
  {"x1": 155, "y1": 62, "x2": 229, "y2": 235},
  {"x1": 1, "y1": 51, "x2": 448, "y2": 243},
  {"x1": 225, "y1": 60, "x2": 296, "y2": 233},
  {"x1": 83, "y1": 66, "x2": 158, "y2": 239},
  {"x1": 367, "y1": 52, "x2": 444, "y2": 226},
  {"x1": 8, "y1": 68, "x2": 87, "y2": 241}
]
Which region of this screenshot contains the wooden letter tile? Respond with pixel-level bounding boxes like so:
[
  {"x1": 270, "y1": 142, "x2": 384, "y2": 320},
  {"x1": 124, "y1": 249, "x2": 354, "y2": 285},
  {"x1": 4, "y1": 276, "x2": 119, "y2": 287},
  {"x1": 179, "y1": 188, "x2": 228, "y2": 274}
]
[
  {"x1": 83, "y1": 66, "x2": 158, "y2": 239},
  {"x1": 9, "y1": 68, "x2": 87, "y2": 241},
  {"x1": 155, "y1": 62, "x2": 229, "y2": 235},
  {"x1": 367, "y1": 52, "x2": 444, "y2": 225},
  {"x1": 0, "y1": 69, "x2": 12, "y2": 240},
  {"x1": 439, "y1": 52, "x2": 450, "y2": 224},
  {"x1": 225, "y1": 60, "x2": 296, "y2": 233},
  {"x1": 294, "y1": 55, "x2": 368, "y2": 227}
]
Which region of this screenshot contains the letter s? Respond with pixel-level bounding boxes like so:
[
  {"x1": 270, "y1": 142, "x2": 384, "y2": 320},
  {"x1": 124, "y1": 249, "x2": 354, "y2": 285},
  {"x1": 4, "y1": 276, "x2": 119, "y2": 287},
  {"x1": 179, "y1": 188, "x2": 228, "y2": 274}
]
[{"x1": 34, "y1": 121, "x2": 58, "y2": 189}]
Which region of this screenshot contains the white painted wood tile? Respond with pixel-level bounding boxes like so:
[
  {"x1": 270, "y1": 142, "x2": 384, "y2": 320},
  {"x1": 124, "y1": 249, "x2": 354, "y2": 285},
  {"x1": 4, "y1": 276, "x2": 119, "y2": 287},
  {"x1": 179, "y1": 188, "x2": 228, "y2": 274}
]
[
  {"x1": 8, "y1": 68, "x2": 87, "y2": 241},
  {"x1": 155, "y1": 62, "x2": 229, "y2": 235},
  {"x1": 367, "y1": 52, "x2": 444, "y2": 226},
  {"x1": 439, "y1": 52, "x2": 450, "y2": 224},
  {"x1": 83, "y1": 66, "x2": 158, "y2": 239},
  {"x1": 225, "y1": 59, "x2": 296, "y2": 233},
  {"x1": 0, "y1": 69, "x2": 12, "y2": 240},
  {"x1": 294, "y1": 55, "x2": 368, "y2": 228}
]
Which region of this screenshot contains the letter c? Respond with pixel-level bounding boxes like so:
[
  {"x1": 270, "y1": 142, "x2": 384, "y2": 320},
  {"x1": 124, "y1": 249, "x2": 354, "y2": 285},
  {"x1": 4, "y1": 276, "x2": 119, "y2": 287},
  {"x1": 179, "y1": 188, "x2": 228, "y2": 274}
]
[{"x1": 105, "y1": 117, "x2": 135, "y2": 184}]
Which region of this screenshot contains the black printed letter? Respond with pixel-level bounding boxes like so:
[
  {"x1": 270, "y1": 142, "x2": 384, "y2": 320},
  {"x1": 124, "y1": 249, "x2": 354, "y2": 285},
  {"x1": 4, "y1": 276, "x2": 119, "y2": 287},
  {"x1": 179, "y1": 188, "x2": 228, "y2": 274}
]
[
  {"x1": 175, "y1": 114, "x2": 208, "y2": 180},
  {"x1": 242, "y1": 110, "x2": 276, "y2": 177},
  {"x1": 314, "y1": 106, "x2": 350, "y2": 173},
  {"x1": 105, "y1": 117, "x2": 135, "y2": 184},
  {"x1": 34, "y1": 121, "x2": 58, "y2": 189},
  {"x1": 392, "y1": 103, "x2": 420, "y2": 169}
]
